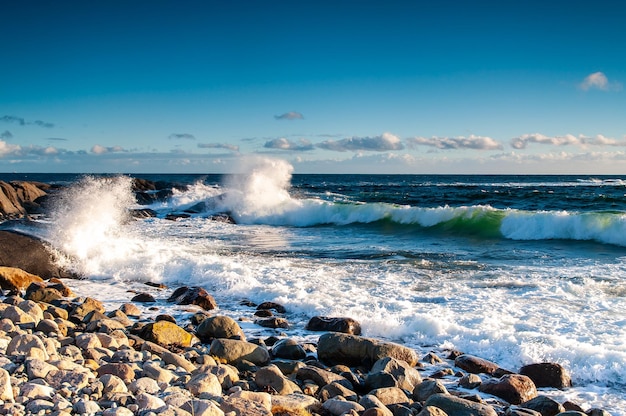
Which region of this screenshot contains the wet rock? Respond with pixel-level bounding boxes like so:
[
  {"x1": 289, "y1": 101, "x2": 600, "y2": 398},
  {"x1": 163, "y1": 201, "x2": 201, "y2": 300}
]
[
  {"x1": 24, "y1": 282, "x2": 63, "y2": 303},
  {"x1": 317, "y1": 332, "x2": 419, "y2": 367},
  {"x1": 196, "y1": 315, "x2": 246, "y2": 342},
  {"x1": 520, "y1": 395, "x2": 565, "y2": 416},
  {"x1": 0, "y1": 230, "x2": 74, "y2": 279},
  {"x1": 131, "y1": 292, "x2": 156, "y2": 303},
  {"x1": 271, "y1": 338, "x2": 307, "y2": 360},
  {"x1": 138, "y1": 320, "x2": 197, "y2": 349},
  {"x1": 479, "y1": 374, "x2": 538, "y2": 405},
  {"x1": 168, "y1": 286, "x2": 218, "y2": 310},
  {"x1": 256, "y1": 301, "x2": 286, "y2": 314},
  {"x1": 256, "y1": 316, "x2": 289, "y2": 329},
  {"x1": 455, "y1": 354, "x2": 501, "y2": 375},
  {"x1": 424, "y1": 393, "x2": 498, "y2": 416},
  {"x1": 0, "y1": 266, "x2": 44, "y2": 293},
  {"x1": 519, "y1": 362, "x2": 572, "y2": 389},
  {"x1": 306, "y1": 316, "x2": 362, "y2": 335},
  {"x1": 209, "y1": 338, "x2": 270, "y2": 366}
]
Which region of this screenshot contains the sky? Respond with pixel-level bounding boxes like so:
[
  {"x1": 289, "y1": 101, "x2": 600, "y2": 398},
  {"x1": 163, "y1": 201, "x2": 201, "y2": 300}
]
[{"x1": 1, "y1": 0, "x2": 625, "y2": 174}]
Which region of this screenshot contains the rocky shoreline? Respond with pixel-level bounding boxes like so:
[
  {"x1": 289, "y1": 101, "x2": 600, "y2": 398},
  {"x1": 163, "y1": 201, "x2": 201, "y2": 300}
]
[{"x1": 0, "y1": 180, "x2": 617, "y2": 416}]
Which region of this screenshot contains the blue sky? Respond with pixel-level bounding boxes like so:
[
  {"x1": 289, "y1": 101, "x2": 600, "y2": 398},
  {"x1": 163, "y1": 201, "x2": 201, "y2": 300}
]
[{"x1": 1, "y1": 0, "x2": 625, "y2": 174}]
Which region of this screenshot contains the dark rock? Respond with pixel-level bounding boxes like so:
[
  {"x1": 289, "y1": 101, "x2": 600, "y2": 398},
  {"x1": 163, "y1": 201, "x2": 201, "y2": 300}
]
[
  {"x1": 167, "y1": 286, "x2": 217, "y2": 310},
  {"x1": 365, "y1": 371, "x2": 398, "y2": 390},
  {"x1": 24, "y1": 283, "x2": 63, "y2": 303},
  {"x1": 455, "y1": 354, "x2": 500, "y2": 375},
  {"x1": 0, "y1": 231, "x2": 75, "y2": 279},
  {"x1": 479, "y1": 374, "x2": 537, "y2": 405},
  {"x1": 155, "y1": 314, "x2": 176, "y2": 324},
  {"x1": 271, "y1": 338, "x2": 307, "y2": 360},
  {"x1": 519, "y1": 362, "x2": 572, "y2": 389},
  {"x1": 296, "y1": 365, "x2": 353, "y2": 389},
  {"x1": 254, "y1": 310, "x2": 273, "y2": 317},
  {"x1": 131, "y1": 293, "x2": 156, "y2": 303},
  {"x1": 256, "y1": 317, "x2": 289, "y2": 329},
  {"x1": 306, "y1": 316, "x2": 362, "y2": 335},
  {"x1": 130, "y1": 209, "x2": 157, "y2": 219},
  {"x1": 164, "y1": 213, "x2": 190, "y2": 221},
  {"x1": 520, "y1": 395, "x2": 565, "y2": 416},
  {"x1": 257, "y1": 301, "x2": 286, "y2": 314},
  {"x1": 208, "y1": 214, "x2": 236, "y2": 224}
]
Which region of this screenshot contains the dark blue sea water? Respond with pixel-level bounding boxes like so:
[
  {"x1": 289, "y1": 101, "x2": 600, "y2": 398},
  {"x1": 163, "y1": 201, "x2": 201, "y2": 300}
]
[{"x1": 2, "y1": 163, "x2": 626, "y2": 413}]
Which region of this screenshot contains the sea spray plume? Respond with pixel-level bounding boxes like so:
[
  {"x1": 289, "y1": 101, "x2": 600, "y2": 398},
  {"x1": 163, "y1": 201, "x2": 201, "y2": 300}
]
[
  {"x1": 47, "y1": 175, "x2": 138, "y2": 276},
  {"x1": 222, "y1": 157, "x2": 297, "y2": 223}
]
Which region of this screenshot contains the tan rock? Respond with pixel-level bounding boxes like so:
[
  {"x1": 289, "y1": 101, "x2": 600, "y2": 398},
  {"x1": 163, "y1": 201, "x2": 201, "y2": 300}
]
[
  {"x1": 209, "y1": 338, "x2": 270, "y2": 365},
  {"x1": 0, "y1": 368, "x2": 13, "y2": 402},
  {"x1": 139, "y1": 321, "x2": 197, "y2": 349},
  {"x1": 7, "y1": 333, "x2": 49, "y2": 360},
  {"x1": 186, "y1": 372, "x2": 222, "y2": 397},
  {"x1": 317, "y1": 332, "x2": 419, "y2": 367},
  {"x1": 271, "y1": 393, "x2": 322, "y2": 415},
  {"x1": 255, "y1": 364, "x2": 302, "y2": 395},
  {"x1": 220, "y1": 396, "x2": 272, "y2": 416},
  {"x1": 0, "y1": 266, "x2": 44, "y2": 292}
]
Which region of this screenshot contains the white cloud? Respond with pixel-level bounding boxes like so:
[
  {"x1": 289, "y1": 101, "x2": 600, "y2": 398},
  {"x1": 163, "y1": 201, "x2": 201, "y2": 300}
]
[
  {"x1": 264, "y1": 138, "x2": 314, "y2": 151},
  {"x1": 407, "y1": 135, "x2": 503, "y2": 150},
  {"x1": 579, "y1": 72, "x2": 622, "y2": 91},
  {"x1": 91, "y1": 145, "x2": 127, "y2": 154},
  {"x1": 511, "y1": 133, "x2": 626, "y2": 149},
  {"x1": 317, "y1": 132, "x2": 404, "y2": 152},
  {"x1": 0, "y1": 140, "x2": 21, "y2": 157}
]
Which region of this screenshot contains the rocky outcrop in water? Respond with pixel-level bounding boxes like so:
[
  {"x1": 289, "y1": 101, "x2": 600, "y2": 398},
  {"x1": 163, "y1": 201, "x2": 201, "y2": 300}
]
[{"x1": 0, "y1": 181, "x2": 49, "y2": 219}]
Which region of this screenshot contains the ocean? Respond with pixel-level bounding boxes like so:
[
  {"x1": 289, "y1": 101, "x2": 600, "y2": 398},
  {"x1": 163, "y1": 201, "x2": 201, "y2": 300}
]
[{"x1": 2, "y1": 158, "x2": 626, "y2": 413}]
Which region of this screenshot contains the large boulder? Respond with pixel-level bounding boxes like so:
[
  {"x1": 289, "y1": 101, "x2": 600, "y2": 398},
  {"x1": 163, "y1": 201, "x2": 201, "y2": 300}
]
[
  {"x1": 0, "y1": 230, "x2": 74, "y2": 279},
  {"x1": 519, "y1": 362, "x2": 572, "y2": 389},
  {"x1": 138, "y1": 321, "x2": 198, "y2": 349},
  {"x1": 0, "y1": 181, "x2": 49, "y2": 219},
  {"x1": 479, "y1": 374, "x2": 538, "y2": 405},
  {"x1": 0, "y1": 266, "x2": 44, "y2": 292},
  {"x1": 454, "y1": 354, "x2": 501, "y2": 375},
  {"x1": 317, "y1": 332, "x2": 419, "y2": 367}
]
